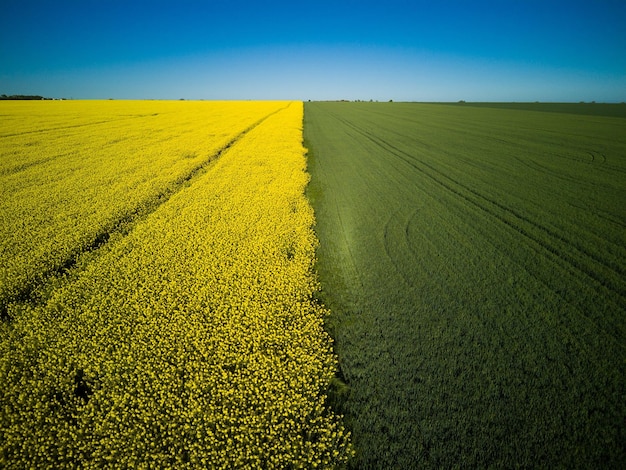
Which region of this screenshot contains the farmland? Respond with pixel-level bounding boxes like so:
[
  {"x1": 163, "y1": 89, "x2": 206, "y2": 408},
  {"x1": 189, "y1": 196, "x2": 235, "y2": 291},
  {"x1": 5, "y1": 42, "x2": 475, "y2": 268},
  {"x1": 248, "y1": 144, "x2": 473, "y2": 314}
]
[
  {"x1": 0, "y1": 101, "x2": 352, "y2": 468},
  {"x1": 2, "y1": 99, "x2": 625, "y2": 469},
  {"x1": 0, "y1": 101, "x2": 283, "y2": 315},
  {"x1": 304, "y1": 102, "x2": 626, "y2": 468}
]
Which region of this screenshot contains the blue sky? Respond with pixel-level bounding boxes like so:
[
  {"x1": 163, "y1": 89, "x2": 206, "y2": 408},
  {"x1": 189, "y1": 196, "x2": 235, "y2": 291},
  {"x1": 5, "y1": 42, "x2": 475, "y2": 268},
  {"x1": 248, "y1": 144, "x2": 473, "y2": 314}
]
[{"x1": 1, "y1": 0, "x2": 625, "y2": 101}]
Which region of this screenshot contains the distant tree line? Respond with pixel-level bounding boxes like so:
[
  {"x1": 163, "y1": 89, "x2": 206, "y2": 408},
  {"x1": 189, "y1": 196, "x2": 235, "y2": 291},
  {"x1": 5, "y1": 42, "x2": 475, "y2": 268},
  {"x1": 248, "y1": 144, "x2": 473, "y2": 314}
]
[{"x1": 0, "y1": 94, "x2": 53, "y2": 100}]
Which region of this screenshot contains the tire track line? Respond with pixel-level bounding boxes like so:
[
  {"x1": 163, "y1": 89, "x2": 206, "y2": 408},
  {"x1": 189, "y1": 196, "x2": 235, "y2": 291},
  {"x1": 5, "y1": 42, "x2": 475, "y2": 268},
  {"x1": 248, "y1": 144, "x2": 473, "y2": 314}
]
[
  {"x1": 0, "y1": 152, "x2": 76, "y2": 176},
  {"x1": 513, "y1": 156, "x2": 601, "y2": 189},
  {"x1": 382, "y1": 209, "x2": 413, "y2": 287},
  {"x1": 330, "y1": 110, "x2": 626, "y2": 305},
  {"x1": 330, "y1": 108, "x2": 626, "y2": 351},
  {"x1": 0, "y1": 114, "x2": 160, "y2": 138}
]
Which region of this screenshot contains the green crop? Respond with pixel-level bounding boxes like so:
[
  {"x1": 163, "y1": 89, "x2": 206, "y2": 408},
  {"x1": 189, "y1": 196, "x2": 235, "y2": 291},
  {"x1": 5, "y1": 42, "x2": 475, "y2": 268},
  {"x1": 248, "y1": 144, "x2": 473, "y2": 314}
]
[{"x1": 304, "y1": 101, "x2": 626, "y2": 468}]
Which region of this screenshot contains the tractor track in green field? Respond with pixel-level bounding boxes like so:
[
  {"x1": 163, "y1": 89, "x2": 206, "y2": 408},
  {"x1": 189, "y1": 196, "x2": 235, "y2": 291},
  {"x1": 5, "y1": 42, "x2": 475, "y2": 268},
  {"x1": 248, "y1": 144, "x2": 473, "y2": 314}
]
[
  {"x1": 553, "y1": 149, "x2": 626, "y2": 177},
  {"x1": 588, "y1": 151, "x2": 607, "y2": 164},
  {"x1": 382, "y1": 207, "x2": 420, "y2": 288},
  {"x1": 378, "y1": 183, "x2": 622, "y2": 355},
  {"x1": 324, "y1": 104, "x2": 626, "y2": 356},
  {"x1": 513, "y1": 153, "x2": 614, "y2": 190},
  {"x1": 325, "y1": 108, "x2": 626, "y2": 310},
  {"x1": 0, "y1": 104, "x2": 292, "y2": 320}
]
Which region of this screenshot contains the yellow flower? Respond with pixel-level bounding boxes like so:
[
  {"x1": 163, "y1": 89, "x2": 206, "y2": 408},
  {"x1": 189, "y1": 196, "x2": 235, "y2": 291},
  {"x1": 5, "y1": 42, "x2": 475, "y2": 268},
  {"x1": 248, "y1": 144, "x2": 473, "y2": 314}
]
[{"x1": 0, "y1": 101, "x2": 352, "y2": 468}]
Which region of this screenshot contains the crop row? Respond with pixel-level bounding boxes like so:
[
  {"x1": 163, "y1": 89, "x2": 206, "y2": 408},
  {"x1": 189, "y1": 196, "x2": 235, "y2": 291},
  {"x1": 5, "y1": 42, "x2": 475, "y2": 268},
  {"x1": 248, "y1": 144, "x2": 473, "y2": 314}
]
[{"x1": 0, "y1": 102, "x2": 352, "y2": 467}]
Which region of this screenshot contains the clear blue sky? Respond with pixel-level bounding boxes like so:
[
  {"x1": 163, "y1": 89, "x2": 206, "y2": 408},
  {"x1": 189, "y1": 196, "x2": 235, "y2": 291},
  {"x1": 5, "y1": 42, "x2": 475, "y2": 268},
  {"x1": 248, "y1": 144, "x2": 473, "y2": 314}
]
[{"x1": 1, "y1": 0, "x2": 625, "y2": 101}]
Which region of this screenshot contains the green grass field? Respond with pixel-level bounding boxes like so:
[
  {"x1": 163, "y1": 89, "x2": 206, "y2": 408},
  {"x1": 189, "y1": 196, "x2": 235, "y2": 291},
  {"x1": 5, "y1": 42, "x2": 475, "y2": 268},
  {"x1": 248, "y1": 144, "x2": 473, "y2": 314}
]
[
  {"x1": 445, "y1": 101, "x2": 626, "y2": 118},
  {"x1": 304, "y1": 102, "x2": 626, "y2": 468}
]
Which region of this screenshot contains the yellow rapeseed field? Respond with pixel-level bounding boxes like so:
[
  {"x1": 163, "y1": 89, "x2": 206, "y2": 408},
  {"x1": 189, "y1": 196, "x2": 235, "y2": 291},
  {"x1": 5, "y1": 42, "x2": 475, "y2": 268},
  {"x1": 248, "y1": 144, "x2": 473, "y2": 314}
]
[
  {"x1": 0, "y1": 100, "x2": 281, "y2": 311},
  {"x1": 0, "y1": 101, "x2": 353, "y2": 468}
]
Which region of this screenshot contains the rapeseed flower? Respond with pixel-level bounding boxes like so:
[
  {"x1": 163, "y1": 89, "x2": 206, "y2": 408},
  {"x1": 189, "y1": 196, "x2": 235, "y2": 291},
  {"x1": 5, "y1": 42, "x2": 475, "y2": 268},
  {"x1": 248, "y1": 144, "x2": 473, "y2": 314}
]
[{"x1": 0, "y1": 101, "x2": 353, "y2": 468}]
